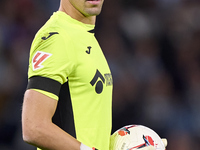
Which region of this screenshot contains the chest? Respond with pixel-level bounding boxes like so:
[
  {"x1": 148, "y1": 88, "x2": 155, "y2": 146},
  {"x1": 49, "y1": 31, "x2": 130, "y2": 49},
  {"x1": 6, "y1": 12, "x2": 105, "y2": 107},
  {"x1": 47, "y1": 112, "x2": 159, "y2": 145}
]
[{"x1": 68, "y1": 34, "x2": 112, "y2": 94}]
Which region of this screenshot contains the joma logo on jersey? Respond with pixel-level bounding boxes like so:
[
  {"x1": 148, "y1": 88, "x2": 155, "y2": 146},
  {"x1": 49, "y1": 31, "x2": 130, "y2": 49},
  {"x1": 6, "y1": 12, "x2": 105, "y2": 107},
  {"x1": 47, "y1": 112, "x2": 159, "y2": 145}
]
[
  {"x1": 32, "y1": 51, "x2": 52, "y2": 71},
  {"x1": 90, "y1": 69, "x2": 113, "y2": 94}
]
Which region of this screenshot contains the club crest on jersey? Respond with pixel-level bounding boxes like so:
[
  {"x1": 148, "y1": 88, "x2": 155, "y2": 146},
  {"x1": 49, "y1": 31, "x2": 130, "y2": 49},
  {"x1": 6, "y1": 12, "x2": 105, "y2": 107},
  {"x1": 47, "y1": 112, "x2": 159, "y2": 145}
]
[
  {"x1": 32, "y1": 51, "x2": 52, "y2": 71},
  {"x1": 90, "y1": 69, "x2": 113, "y2": 94}
]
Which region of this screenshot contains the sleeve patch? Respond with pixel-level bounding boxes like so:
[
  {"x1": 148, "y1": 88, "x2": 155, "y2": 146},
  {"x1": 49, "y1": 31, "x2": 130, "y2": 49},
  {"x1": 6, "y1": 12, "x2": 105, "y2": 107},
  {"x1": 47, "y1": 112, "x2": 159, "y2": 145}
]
[{"x1": 32, "y1": 51, "x2": 52, "y2": 71}]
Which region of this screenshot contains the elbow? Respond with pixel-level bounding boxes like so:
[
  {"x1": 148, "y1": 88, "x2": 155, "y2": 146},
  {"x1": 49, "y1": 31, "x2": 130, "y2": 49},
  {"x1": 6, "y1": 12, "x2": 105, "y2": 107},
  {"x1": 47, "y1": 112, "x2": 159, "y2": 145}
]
[
  {"x1": 22, "y1": 124, "x2": 37, "y2": 144},
  {"x1": 22, "y1": 132, "x2": 32, "y2": 144},
  {"x1": 22, "y1": 117, "x2": 51, "y2": 146},
  {"x1": 22, "y1": 122, "x2": 43, "y2": 145}
]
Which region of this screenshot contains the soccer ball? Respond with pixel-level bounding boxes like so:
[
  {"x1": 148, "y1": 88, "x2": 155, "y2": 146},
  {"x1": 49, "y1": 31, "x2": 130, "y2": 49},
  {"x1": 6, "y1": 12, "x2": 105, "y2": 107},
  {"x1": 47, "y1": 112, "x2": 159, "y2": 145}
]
[{"x1": 110, "y1": 125, "x2": 165, "y2": 150}]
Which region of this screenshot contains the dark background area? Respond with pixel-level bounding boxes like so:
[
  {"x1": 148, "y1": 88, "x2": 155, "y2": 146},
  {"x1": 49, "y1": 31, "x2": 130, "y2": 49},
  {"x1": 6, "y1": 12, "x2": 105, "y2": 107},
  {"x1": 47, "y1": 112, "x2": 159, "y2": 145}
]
[{"x1": 0, "y1": 0, "x2": 200, "y2": 149}]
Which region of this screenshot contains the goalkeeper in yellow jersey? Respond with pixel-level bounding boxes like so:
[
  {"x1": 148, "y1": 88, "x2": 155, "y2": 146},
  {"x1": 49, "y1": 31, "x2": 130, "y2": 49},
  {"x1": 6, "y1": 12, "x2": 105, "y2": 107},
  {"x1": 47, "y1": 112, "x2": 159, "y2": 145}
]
[
  {"x1": 22, "y1": 0, "x2": 113, "y2": 150},
  {"x1": 21, "y1": 0, "x2": 167, "y2": 150}
]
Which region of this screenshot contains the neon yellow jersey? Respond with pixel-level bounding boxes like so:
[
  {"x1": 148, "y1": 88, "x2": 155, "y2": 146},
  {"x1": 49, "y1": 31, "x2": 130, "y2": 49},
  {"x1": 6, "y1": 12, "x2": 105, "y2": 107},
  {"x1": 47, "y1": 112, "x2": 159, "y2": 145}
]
[{"x1": 27, "y1": 11, "x2": 113, "y2": 150}]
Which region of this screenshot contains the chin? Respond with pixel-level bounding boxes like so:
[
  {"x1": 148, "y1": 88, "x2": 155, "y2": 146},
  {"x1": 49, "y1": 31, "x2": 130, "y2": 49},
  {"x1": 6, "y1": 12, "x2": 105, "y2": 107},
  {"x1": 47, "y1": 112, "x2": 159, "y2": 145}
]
[{"x1": 86, "y1": 8, "x2": 102, "y2": 16}]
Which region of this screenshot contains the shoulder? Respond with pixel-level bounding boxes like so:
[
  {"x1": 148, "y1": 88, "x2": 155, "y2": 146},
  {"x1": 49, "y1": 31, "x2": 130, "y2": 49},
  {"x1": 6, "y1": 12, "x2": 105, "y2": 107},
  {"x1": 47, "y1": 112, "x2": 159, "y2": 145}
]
[
  {"x1": 30, "y1": 21, "x2": 74, "y2": 56},
  {"x1": 33, "y1": 12, "x2": 76, "y2": 46}
]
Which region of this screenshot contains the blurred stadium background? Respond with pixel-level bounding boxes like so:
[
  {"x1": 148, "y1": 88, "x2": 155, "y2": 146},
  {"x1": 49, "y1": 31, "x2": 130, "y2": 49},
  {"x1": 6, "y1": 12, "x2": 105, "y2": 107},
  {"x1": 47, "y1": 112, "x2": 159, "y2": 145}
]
[{"x1": 0, "y1": 0, "x2": 200, "y2": 149}]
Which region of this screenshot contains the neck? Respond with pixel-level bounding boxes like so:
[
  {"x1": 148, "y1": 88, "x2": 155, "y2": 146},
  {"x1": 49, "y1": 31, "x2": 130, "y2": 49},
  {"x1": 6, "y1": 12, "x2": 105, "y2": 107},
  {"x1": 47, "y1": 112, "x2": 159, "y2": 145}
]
[{"x1": 59, "y1": 1, "x2": 96, "y2": 25}]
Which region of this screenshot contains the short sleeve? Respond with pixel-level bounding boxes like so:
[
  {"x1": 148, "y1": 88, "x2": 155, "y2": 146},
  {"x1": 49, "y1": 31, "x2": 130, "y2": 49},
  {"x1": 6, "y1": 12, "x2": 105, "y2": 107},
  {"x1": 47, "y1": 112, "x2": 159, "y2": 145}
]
[{"x1": 28, "y1": 29, "x2": 76, "y2": 84}]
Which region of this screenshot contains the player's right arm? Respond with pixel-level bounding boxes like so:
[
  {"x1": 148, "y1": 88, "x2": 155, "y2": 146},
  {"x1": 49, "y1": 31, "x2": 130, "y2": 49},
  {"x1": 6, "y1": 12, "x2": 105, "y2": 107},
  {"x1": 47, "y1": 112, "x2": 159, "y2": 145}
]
[
  {"x1": 22, "y1": 89, "x2": 81, "y2": 150},
  {"x1": 23, "y1": 23, "x2": 97, "y2": 149}
]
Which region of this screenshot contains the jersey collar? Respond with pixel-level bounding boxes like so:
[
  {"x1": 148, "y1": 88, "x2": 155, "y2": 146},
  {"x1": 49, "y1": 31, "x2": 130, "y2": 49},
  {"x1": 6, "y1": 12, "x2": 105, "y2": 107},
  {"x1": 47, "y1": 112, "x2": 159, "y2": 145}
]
[{"x1": 55, "y1": 11, "x2": 95, "y2": 34}]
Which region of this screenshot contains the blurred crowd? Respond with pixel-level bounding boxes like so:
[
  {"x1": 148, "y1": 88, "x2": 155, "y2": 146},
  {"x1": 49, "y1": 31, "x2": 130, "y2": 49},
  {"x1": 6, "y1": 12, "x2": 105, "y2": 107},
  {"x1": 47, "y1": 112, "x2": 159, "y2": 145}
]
[{"x1": 0, "y1": 0, "x2": 200, "y2": 149}]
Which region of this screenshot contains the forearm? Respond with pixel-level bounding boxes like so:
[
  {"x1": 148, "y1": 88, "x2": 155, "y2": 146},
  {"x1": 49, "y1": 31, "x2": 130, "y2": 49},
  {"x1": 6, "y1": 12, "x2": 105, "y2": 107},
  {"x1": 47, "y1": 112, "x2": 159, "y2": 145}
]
[{"x1": 23, "y1": 120, "x2": 81, "y2": 150}]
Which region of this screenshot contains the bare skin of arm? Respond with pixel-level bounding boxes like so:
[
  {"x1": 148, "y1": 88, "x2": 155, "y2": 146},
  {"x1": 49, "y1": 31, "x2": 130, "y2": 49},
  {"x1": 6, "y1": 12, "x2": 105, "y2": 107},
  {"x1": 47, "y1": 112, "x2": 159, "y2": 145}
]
[{"x1": 22, "y1": 89, "x2": 81, "y2": 150}]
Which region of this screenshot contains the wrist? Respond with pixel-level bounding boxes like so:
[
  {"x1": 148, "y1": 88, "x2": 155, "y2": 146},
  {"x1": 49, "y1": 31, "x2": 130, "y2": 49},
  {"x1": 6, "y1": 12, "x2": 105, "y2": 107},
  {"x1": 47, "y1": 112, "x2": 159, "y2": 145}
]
[{"x1": 80, "y1": 143, "x2": 97, "y2": 150}]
